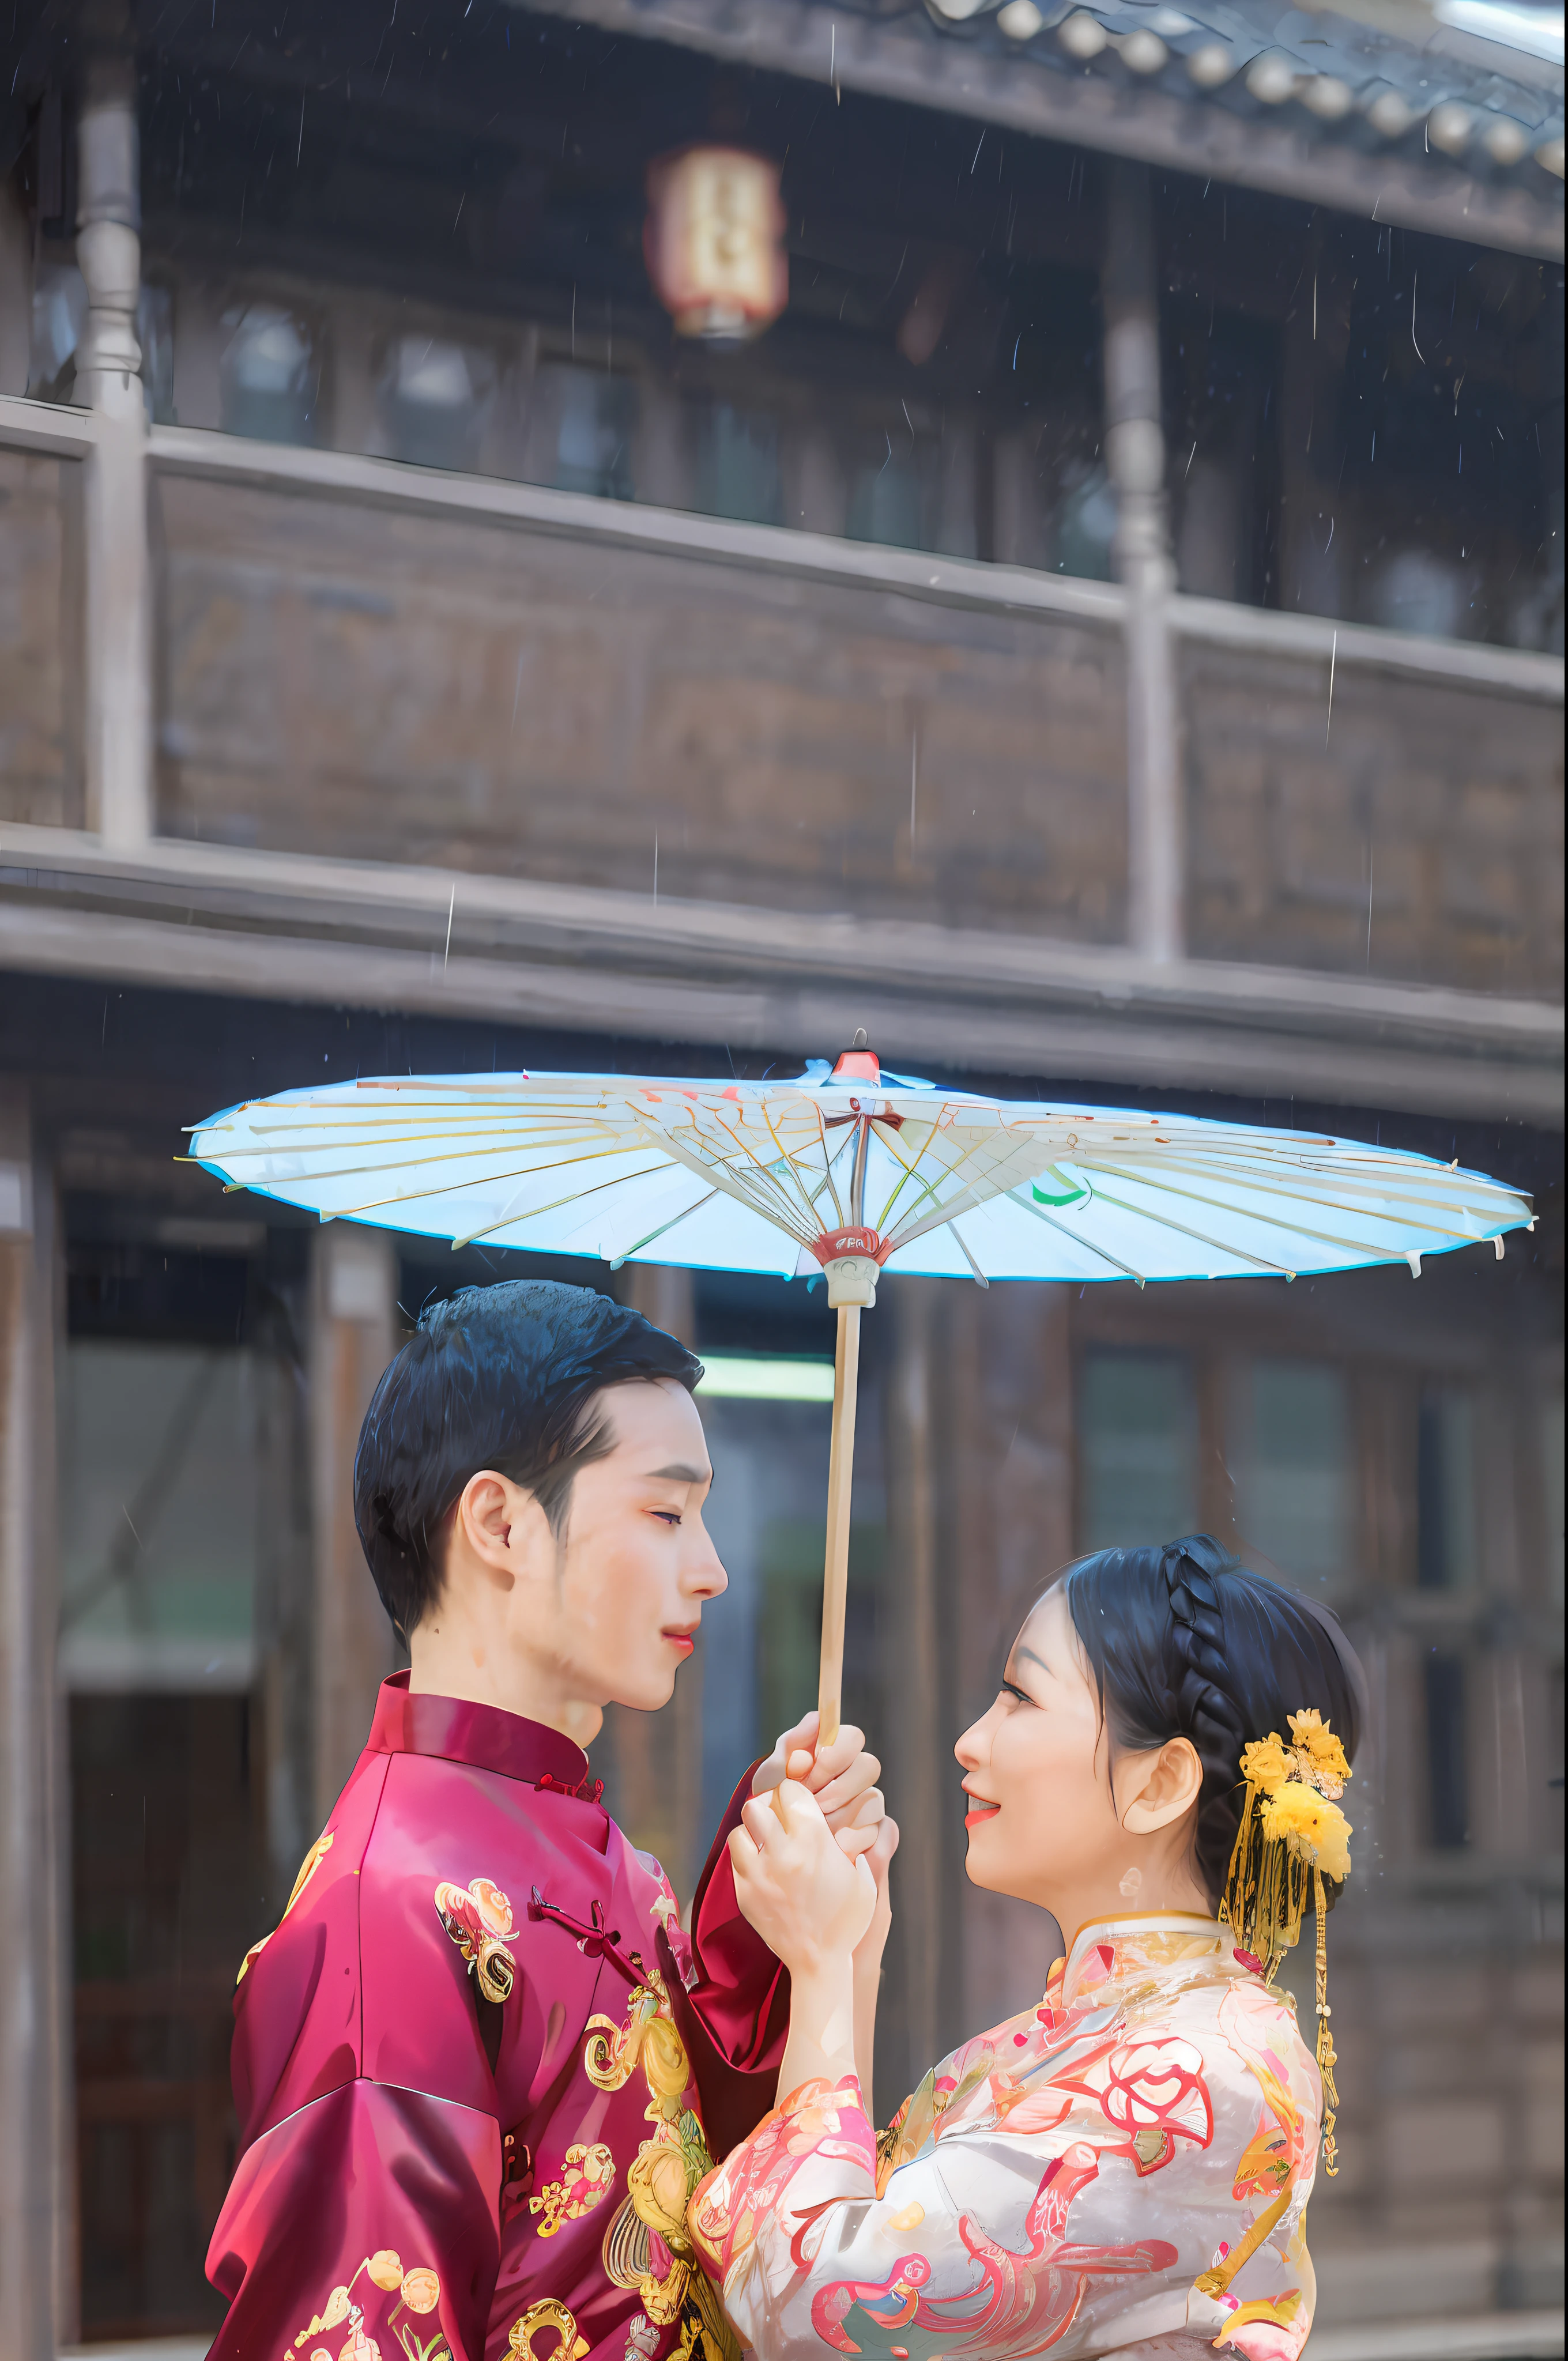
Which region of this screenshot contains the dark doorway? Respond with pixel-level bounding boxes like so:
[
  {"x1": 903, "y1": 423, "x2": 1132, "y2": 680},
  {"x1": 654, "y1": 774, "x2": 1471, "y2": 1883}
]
[{"x1": 72, "y1": 1692, "x2": 266, "y2": 2339}]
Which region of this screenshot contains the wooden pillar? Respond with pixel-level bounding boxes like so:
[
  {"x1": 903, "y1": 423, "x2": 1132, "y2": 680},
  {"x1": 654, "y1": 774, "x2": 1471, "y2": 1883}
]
[
  {"x1": 0, "y1": 173, "x2": 29, "y2": 397},
  {"x1": 0, "y1": 1087, "x2": 71, "y2": 2359},
  {"x1": 76, "y1": 42, "x2": 153, "y2": 850},
  {"x1": 310, "y1": 1226, "x2": 398, "y2": 1828},
  {"x1": 1279, "y1": 230, "x2": 1351, "y2": 620},
  {"x1": 1352, "y1": 1364, "x2": 1419, "y2": 1865},
  {"x1": 602, "y1": 1266, "x2": 703, "y2": 1902},
  {"x1": 991, "y1": 430, "x2": 1033, "y2": 569},
  {"x1": 1196, "y1": 1345, "x2": 1240, "y2": 1547},
  {"x1": 1469, "y1": 1352, "x2": 1531, "y2": 1860},
  {"x1": 254, "y1": 1250, "x2": 316, "y2": 1901},
  {"x1": 934, "y1": 417, "x2": 978, "y2": 560},
  {"x1": 634, "y1": 382, "x2": 692, "y2": 514},
  {"x1": 1103, "y1": 162, "x2": 1181, "y2": 964},
  {"x1": 947, "y1": 1283, "x2": 1076, "y2": 2043},
  {"x1": 881, "y1": 1278, "x2": 943, "y2": 2103},
  {"x1": 781, "y1": 421, "x2": 844, "y2": 536},
  {"x1": 330, "y1": 297, "x2": 379, "y2": 459},
  {"x1": 1511, "y1": 1347, "x2": 1563, "y2": 1861}
]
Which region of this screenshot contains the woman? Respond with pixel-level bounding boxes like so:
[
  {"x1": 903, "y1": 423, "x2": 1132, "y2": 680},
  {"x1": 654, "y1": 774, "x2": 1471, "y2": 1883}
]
[{"x1": 688, "y1": 1537, "x2": 1362, "y2": 2361}]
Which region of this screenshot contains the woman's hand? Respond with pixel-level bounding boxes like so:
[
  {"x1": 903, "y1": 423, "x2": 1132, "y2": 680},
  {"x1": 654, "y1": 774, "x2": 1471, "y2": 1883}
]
[
  {"x1": 730, "y1": 1779, "x2": 877, "y2": 1979},
  {"x1": 753, "y1": 1712, "x2": 887, "y2": 1862}
]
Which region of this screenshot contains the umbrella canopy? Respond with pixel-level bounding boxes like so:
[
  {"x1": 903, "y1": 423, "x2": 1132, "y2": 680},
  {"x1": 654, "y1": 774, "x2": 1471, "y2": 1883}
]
[
  {"x1": 188, "y1": 1046, "x2": 1533, "y2": 1748},
  {"x1": 187, "y1": 1049, "x2": 1530, "y2": 1295}
]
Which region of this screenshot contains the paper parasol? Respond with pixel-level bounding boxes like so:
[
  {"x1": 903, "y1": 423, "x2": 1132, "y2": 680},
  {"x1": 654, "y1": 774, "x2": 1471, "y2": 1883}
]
[{"x1": 188, "y1": 1043, "x2": 1533, "y2": 1744}]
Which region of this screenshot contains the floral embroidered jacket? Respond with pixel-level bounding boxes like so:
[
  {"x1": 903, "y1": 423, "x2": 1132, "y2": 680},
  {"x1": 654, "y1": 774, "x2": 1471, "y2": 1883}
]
[
  {"x1": 206, "y1": 1675, "x2": 789, "y2": 2361},
  {"x1": 689, "y1": 1914, "x2": 1323, "y2": 2361}
]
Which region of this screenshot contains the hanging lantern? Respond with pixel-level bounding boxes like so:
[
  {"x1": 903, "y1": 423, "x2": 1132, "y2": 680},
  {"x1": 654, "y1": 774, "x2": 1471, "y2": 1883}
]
[{"x1": 643, "y1": 146, "x2": 788, "y2": 341}]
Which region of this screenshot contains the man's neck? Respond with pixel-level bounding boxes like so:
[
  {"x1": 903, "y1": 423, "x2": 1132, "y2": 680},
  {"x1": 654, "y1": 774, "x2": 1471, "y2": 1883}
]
[{"x1": 408, "y1": 1621, "x2": 604, "y2": 1748}]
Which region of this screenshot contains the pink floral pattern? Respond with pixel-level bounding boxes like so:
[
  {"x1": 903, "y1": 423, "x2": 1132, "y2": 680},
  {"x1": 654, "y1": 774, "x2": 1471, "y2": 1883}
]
[
  {"x1": 689, "y1": 1915, "x2": 1321, "y2": 2361},
  {"x1": 689, "y1": 2078, "x2": 876, "y2": 2284}
]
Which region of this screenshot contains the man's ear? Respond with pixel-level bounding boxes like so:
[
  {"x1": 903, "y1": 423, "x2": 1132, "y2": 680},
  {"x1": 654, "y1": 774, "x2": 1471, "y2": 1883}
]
[
  {"x1": 1120, "y1": 1736, "x2": 1204, "y2": 1835},
  {"x1": 453, "y1": 1469, "x2": 543, "y2": 1578}
]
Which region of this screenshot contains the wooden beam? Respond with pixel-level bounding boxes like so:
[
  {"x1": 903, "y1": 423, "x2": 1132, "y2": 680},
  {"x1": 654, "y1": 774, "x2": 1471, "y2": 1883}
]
[
  {"x1": 0, "y1": 1084, "x2": 73, "y2": 2353},
  {"x1": 1, "y1": 831, "x2": 1559, "y2": 1123},
  {"x1": 137, "y1": 420, "x2": 1567, "y2": 697},
  {"x1": 3, "y1": 399, "x2": 1561, "y2": 697}
]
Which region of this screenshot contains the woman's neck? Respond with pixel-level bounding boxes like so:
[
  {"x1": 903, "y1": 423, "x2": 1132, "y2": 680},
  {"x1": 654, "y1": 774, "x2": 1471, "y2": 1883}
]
[{"x1": 1042, "y1": 1857, "x2": 1213, "y2": 1947}]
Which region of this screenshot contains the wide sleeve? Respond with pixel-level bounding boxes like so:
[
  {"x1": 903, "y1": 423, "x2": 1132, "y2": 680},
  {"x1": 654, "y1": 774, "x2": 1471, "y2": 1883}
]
[
  {"x1": 206, "y1": 2076, "x2": 503, "y2": 2361},
  {"x1": 691, "y1": 2004, "x2": 1321, "y2": 2361},
  {"x1": 206, "y1": 1756, "x2": 511, "y2": 2361},
  {"x1": 657, "y1": 1762, "x2": 790, "y2": 2159},
  {"x1": 689, "y1": 2072, "x2": 1163, "y2": 2361}
]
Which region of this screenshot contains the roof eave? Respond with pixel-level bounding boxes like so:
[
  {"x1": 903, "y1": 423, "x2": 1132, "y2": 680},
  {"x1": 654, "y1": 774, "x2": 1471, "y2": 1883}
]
[{"x1": 508, "y1": 0, "x2": 1564, "y2": 260}]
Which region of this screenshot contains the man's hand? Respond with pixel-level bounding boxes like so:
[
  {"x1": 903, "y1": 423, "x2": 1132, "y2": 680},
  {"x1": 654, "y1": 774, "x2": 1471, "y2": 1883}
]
[
  {"x1": 752, "y1": 1711, "x2": 885, "y2": 1861},
  {"x1": 730, "y1": 1780, "x2": 876, "y2": 1979}
]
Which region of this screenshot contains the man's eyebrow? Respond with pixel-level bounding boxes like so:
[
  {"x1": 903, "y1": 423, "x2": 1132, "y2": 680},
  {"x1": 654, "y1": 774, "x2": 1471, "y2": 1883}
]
[{"x1": 647, "y1": 1461, "x2": 713, "y2": 1486}]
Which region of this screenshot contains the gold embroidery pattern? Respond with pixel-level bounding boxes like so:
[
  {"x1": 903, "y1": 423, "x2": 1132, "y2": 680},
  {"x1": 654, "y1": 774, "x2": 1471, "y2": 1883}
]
[
  {"x1": 529, "y1": 2141, "x2": 617, "y2": 2236},
  {"x1": 507, "y1": 2298, "x2": 590, "y2": 2361},
  {"x1": 434, "y1": 1875, "x2": 518, "y2": 2004},
  {"x1": 589, "y1": 1974, "x2": 741, "y2": 2361},
  {"x1": 238, "y1": 1830, "x2": 334, "y2": 1986},
  {"x1": 584, "y1": 1981, "x2": 669, "y2": 2091},
  {"x1": 288, "y1": 2249, "x2": 448, "y2": 2361}
]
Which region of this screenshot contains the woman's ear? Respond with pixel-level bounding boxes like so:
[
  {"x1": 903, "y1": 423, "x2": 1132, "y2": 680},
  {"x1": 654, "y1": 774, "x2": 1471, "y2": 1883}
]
[{"x1": 1120, "y1": 1736, "x2": 1204, "y2": 1834}]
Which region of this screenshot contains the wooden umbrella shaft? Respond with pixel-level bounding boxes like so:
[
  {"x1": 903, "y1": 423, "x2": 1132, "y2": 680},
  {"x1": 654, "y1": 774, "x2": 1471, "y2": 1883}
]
[{"x1": 817, "y1": 1303, "x2": 861, "y2": 1751}]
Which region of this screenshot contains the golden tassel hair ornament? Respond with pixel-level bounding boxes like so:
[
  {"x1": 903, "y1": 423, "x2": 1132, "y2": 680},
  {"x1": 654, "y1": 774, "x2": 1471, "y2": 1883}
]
[{"x1": 1218, "y1": 1708, "x2": 1352, "y2": 2176}]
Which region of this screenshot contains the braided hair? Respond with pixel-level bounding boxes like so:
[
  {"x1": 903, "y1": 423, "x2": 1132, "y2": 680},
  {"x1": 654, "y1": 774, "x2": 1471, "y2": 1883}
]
[{"x1": 1062, "y1": 1536, "x2": 1363, "y2": 1907}]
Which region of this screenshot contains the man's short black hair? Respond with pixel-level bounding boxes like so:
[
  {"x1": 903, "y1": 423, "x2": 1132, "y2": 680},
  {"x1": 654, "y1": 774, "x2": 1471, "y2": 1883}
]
[{"x1": 353, "y1": 1277, "x2": 702, "y2": 1639}]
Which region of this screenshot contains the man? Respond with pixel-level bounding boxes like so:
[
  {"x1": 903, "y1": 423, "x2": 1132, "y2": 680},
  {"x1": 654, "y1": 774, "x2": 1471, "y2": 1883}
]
[{"x1": 206, "y1": 1278, "x2": 892, "y2": 2361}]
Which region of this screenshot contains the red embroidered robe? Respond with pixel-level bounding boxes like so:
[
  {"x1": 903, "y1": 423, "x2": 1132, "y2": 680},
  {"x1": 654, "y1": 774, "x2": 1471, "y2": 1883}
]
[{"x1": 206, "y1": 1675, "x2": 787, "y2": 2361}]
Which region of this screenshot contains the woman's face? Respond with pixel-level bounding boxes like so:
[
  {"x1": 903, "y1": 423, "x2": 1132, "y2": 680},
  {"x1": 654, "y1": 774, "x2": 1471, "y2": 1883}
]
[{"x1": 953, "y1": 1586, "x2": 1131, "y2": 1915}]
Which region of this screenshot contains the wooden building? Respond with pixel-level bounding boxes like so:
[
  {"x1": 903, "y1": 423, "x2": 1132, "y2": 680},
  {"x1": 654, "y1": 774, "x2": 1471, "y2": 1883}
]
[{"x1": 0, "y1": 0, "x2": 1562, "y2": 2348}]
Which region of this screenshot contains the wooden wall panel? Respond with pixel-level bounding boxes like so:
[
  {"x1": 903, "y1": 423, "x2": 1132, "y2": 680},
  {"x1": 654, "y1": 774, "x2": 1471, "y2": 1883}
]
[
  {"x1": 1184, "y1": 640, "x2": 1564, "y2": 996},
  {"x1": 152, "y1": 476, "x2": 1129, "y2": 940},
  {"x1": 0, "y1": 450, "x2": 84, "y2": 829}
]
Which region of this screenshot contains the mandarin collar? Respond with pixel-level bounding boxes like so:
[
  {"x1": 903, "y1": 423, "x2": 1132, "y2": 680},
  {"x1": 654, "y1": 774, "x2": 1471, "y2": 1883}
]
[
  {"x1": 367, "y1": 1673, "x2": 594, "y2": 1794},
  {"x1": 1060, "y1": 1910, "x2": 1226, "y2": 2004}
]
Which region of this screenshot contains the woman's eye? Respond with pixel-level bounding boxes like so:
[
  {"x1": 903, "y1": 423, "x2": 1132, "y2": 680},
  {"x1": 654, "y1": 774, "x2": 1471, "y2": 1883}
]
[
  {"x1": 653, "y1": 1510, "x2": 683, "y2": 1527},
  {"x1": 1001, "y1": 1681, "x2": 1032, "y2": 1707}
]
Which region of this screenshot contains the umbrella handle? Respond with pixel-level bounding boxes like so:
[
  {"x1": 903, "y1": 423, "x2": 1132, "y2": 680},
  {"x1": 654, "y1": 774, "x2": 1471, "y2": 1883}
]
[{"x1": 816, "y1": 1305, "x2": 861, "y2": 1752}]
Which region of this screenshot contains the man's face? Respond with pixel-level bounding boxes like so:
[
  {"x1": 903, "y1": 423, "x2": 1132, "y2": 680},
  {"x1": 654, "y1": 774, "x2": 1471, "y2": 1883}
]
[{"x1": 521, "y1": 1378, "x2": 726, "y2": 1715}]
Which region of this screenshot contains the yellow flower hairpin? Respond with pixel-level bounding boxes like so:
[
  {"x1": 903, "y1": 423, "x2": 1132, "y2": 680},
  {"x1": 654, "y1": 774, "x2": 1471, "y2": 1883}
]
[
  {"x1": 1261, "y1": 1781, "x2": 1353, "y2": 1884},
  {"x1": 1238, "y1": 1736, "x2": 1291, "y2": 1794},
  {"x1": 1221, "y1": 1709, "x2": 1354, "y2": 2175},
  {"x1": 1288, "y1": 1708, "x2": 1352, "y2": 1797}
]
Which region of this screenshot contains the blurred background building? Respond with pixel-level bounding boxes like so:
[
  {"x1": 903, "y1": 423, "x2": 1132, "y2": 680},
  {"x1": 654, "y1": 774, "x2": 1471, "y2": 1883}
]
[{"x1": 0, "y1": 0, "x2": 1562, "y2": 2351}]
